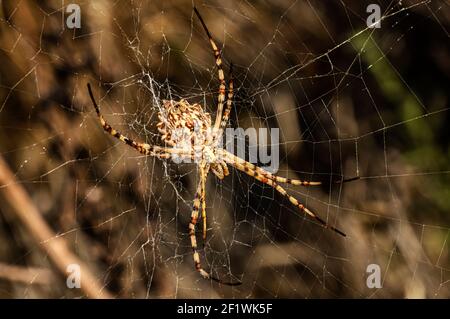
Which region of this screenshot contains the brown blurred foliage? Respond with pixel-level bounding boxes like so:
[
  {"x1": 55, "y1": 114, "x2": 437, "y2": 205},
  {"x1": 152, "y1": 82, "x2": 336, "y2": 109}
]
[{"x1": 0, "y1": 0, "x2": 448, "y2": 298}]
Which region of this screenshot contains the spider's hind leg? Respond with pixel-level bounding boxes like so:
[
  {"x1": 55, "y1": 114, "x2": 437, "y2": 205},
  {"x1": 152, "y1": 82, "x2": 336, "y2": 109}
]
[
  {"x1": 87, "y1": 83, "x2": 180, "y2": 159},
  {"x1": 194, "y1": 7, "x2": 227, "y2": 133}
]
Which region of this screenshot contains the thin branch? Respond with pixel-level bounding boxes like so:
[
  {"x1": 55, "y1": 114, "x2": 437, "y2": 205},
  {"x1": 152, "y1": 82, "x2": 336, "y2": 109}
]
[
  {"x1": 0, "y1": 155, "x2": 112, "y2": 298},
  {"x1": 0, "y1": 262, "x2": 54, "y2": 285}
]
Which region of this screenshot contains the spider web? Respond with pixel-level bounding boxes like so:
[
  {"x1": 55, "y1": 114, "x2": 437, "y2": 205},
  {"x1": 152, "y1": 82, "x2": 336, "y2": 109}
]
[{"x1": 0, "y1": 0, "x2": 449, "y2": 298}]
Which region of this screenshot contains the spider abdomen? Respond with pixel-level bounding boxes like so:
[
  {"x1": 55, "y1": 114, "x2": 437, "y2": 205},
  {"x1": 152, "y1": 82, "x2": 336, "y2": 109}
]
[{"x1": 157, "y1": 99, "x2": 214, "y2": 148}]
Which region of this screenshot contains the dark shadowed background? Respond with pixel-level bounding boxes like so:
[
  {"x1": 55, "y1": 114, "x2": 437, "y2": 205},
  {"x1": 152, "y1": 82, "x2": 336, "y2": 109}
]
[{"x1": 0, "y1": 0, "x2": 449, "y2": 298}]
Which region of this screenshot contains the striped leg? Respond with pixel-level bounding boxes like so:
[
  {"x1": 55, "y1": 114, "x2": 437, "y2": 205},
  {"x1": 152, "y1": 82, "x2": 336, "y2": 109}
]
[
  {"x1": 189, "y1": 171, "x2": 210, "y2": 280},
  {"x1": 219, "y1": 63, "x2": 234, "y2": 132},
  {"x1": 201, "y1": 164, "x2": 208, "y2": 240},
  {"x1": 189, "y1": 166, "x2": 241, "y2": 285},
  {"x1": 222, "y1": 150, "x2": 359, "y2": 185},
  {"x1": 229, "y1": 160, "x2": 346, "y2": 237},
  {"x1": 221, "y1": 161, "x2": 230, "y2": 177},
  {"x1": 221, "y1": 150, "x2": 322, "y2": 186},
  {"x1": 194, "y1": 7, "x2": 226, "y2": 133},
  {"x1": 88, "y1": 83, "x2": 187, "y2": 158}
]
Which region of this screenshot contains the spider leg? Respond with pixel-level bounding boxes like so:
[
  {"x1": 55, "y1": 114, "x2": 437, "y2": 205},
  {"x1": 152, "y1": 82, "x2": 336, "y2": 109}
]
[
  {"x1": 228, "y1": 159, "x2": 346, "y2": 237},
  {"x1": 210, "y1": 164, "x2": 225, "y2": 180},
  {"x1": 221, "y1": 161, "x2": 230, "y2": 177},
  {"x1": 190, "y1": 179, "x2": 207, "y2": 278},
  {"x1": 87, "y1": 83, "x2": 190, "y2": 158},
  {"x1": 193, "y1": 7, "x2": 227, "y2": 134},
  {"x1": 221, "y1": 150, "x2": 322, "y2": 186},
  {"x1": 189, "y1": 165, "x2": 241, "y2": 286},
  {"x1": 219, "y1": 62, "x2": 234, "y2": 132},
  {"x1": 201, "y1": 164, "x2": 208, "y2": 240},
  {"x1": 221, "y1": 150, "x2": 359, "y2": 185}
]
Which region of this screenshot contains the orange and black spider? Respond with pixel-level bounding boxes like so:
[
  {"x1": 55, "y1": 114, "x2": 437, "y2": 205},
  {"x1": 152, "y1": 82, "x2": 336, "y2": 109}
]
[{"x1": 87, "y1": 7, "x2": 353, "y2": 286}]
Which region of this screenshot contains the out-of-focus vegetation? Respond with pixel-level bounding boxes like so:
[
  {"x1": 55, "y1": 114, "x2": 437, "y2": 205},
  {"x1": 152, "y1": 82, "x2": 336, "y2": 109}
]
[
  {"x1": 0, "y1": 0, "x2": 448, "y2": 298},
  {"x1": 354, "y1": 34, "x2": 450, "y2": 215}
]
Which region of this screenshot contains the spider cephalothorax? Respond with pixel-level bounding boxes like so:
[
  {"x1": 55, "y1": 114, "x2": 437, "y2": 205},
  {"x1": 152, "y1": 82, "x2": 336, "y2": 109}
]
[{"x1": 88, "y1": 7, "x2": 350, "y2": 286}]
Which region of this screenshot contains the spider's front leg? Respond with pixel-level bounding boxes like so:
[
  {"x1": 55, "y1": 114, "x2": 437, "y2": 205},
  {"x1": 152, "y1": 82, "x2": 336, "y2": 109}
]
[
  {"x1": 221, "y1": 150, "x2": 322, "y2": 186},
  {"x1": 222, "y1": 150, "x2": 347, "y2": 237},
  {"x1": 200, "y1": 163, "x2": 208, "y2": 241},
  {"x1": 189, "y1": 163, "x2": 241, "y2": 285},
  {"x1": 189, "y1": 167, "x2": 208, "y2": 279}
]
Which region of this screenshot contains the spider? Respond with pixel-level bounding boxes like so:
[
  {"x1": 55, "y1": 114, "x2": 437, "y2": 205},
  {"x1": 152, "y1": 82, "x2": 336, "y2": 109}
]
[{"x1": 87, "y1": 7, "x2": 349, "y2": 286}]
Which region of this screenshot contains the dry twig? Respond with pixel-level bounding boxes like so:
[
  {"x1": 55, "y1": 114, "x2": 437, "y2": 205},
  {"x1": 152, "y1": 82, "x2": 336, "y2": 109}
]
[{"x1": 0, "y1": 155, "x2": 112, "y2": 298}]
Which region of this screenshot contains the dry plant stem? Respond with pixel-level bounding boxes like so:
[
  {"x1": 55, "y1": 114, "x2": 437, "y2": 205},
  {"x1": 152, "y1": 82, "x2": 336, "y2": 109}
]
[
  {"x1": 0, "y1": 262, "x2": 54, "y2": 285},
  {"x1": 0, "y1": 155, "x2": 112, "y2": 298}
]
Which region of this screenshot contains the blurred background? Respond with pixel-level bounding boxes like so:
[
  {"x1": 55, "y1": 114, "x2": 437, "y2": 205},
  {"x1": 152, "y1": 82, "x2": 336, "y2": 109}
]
[{"x1": 0, "y1": 0, "x2": 448, "y2": 298}]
